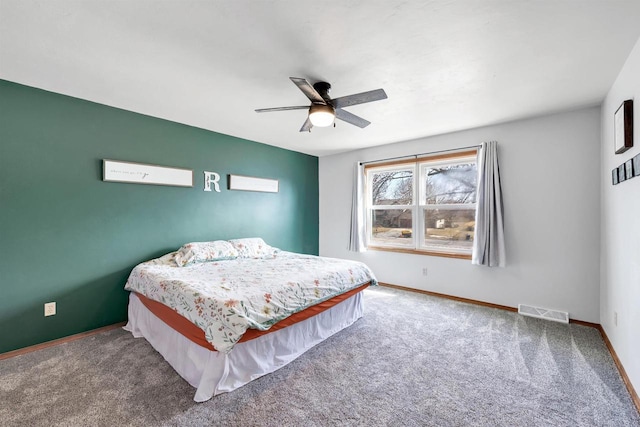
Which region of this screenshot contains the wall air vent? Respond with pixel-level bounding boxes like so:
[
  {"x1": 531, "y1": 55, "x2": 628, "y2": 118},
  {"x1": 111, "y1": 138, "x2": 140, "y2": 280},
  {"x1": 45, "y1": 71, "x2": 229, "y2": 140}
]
[{"x1": 518, "y1": 304, "x2": 569, "y2": 324}]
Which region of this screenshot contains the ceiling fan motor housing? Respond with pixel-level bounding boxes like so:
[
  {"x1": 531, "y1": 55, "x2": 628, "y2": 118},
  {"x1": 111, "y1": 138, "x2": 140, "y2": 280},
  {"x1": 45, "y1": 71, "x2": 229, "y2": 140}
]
[{"x1": 313, "y1": 81, "x2": 332, "y2": 102}]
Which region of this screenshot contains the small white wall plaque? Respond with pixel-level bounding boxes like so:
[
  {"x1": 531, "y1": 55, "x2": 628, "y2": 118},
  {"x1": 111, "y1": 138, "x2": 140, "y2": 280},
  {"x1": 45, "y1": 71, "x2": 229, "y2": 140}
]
[
  {"x1": 228, "y1": 174, "x2": 279, "y2": 193},
  {"x1": 103, "y1": 160, "x2": 193, "y2": 187}
]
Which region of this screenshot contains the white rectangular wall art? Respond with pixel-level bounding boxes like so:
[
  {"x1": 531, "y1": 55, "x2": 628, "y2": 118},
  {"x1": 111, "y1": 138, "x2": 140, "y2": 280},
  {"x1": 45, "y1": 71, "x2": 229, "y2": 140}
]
[
  {"x1": 228, "y1": 174, "x2": 279, "y2": 193},
  {"x1": 103, "y1": 159, "x2": 193, "y2": 187}
]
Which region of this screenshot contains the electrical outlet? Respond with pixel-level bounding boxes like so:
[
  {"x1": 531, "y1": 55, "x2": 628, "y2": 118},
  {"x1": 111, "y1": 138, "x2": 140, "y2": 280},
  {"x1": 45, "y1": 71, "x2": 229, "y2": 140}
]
[
  {"x1": 44, "y1": 302, "x2": 56, "y2": 317},
  {"x1": 422, "y1": 267, "x2": 428, "y2": 276},
  {"x1": 614, "y1": 311, "x2": 618, "y2": 326}
]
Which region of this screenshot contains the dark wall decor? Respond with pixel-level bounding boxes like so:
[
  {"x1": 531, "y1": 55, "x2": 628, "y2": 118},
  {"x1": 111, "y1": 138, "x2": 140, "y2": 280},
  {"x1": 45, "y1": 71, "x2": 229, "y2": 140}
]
[
  {"x1": 625, "y1": 159, "x2": 634, "y2": 180},
  {"x1": 613, "y1": 153, "x2": 640, "y2": 185},
  {"x1": 614, "y1": 99, "x2": 633, "y2": 154},
  {"x1": 618, "y1": 164, "x2": 627, "y2": 182}
]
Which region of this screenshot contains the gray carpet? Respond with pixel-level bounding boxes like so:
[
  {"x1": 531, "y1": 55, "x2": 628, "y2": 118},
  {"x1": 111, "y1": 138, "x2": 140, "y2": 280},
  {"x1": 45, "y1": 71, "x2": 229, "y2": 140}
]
[{"x1": 1, "y1": 286, "x2": 638, "y2": 426}]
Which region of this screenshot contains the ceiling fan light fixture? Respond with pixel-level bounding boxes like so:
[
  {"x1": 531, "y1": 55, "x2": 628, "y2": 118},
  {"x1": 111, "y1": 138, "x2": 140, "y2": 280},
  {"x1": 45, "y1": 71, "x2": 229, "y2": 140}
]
[
  {"x1": 308, "y1": 104, "x2": 335, "y2": 127},
  {"x1": 255, "y1": 77, "x2": 386, "y2": 131}
]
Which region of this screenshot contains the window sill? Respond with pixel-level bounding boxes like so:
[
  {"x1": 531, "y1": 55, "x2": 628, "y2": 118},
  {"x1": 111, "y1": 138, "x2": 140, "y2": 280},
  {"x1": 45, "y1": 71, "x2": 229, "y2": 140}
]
[{"x1": 367, "y1": 245, "x2": 472, "y2": 260}]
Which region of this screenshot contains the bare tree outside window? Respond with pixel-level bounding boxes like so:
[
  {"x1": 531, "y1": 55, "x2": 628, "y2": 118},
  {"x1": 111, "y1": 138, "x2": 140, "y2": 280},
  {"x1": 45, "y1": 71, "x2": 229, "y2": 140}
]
[
  {"x1": 372, "y1": 170, "x2": 413, "y2": 205},
  {"x1": 370, "y1": 169, "x2": 414, "y2": 246},
  {"x1": 424, "y1": 163, "x2": 476, "y2": 205},
  {"x1": 423, "y1": 163, "x2": 477, "y2": 250}
]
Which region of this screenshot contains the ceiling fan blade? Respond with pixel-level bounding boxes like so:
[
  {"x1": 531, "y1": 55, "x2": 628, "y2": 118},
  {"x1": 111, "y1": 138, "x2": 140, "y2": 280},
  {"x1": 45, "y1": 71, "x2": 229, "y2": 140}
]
[
  {"x1": 290, "y1": 77, "x2": 325, "y2": 104},
  {"x1": 331, "y1": 88, "x2": 387, "y2": 109},
  {"x1": 255, "y1": 106, "x2": 309, "y2": 113},
  {"x1": 299, "y1": 117, "x2": 313, "y2": 132},
  {"x1": 335, "y1": 108, "x2": 371, "y2": 128}
]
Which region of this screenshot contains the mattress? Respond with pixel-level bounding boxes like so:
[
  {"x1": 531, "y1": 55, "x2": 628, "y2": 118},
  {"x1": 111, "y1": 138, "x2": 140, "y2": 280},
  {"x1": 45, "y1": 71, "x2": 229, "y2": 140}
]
[{"x1": 135, "y1": 282, "x2": 370, "y2": 351}]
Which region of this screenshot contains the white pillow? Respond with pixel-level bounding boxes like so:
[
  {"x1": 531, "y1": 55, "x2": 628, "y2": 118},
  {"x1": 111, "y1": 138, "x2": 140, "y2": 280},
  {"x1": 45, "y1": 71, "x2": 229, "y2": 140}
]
[
  {"x1": 228, "y1": 238, "x2": 278, "y2": 259},
  {"x1": 174, "y1": 240, "x2": 239, "y2": 267}
]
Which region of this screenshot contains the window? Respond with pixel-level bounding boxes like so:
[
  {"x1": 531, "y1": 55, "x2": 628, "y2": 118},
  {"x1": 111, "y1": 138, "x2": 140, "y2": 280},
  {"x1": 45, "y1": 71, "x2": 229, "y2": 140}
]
[{"x1": 365, "y1": 150, "x2": 477, "y2": 258}]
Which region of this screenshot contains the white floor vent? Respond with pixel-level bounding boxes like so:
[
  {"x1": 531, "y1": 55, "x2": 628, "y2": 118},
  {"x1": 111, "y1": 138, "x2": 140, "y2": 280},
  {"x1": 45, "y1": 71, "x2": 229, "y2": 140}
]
[{"x1": 518, "y1": 304, "x2": 569, "y2": 324}]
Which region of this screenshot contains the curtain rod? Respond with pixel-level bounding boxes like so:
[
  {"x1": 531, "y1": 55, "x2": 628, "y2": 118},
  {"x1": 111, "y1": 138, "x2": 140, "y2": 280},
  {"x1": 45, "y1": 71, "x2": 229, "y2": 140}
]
[{"x1": 359, "y1": 144, "x2": 481, "y2": 166}]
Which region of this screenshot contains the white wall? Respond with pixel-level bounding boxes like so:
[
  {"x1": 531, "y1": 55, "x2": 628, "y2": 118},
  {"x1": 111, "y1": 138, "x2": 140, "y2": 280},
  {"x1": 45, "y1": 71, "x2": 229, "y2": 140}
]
[
  {"x1": 600, "y1": 37, "x2": 640, "y2": 394},
  {"x1": 320, "y1": 107, "x2": 601, "y2": 322}
]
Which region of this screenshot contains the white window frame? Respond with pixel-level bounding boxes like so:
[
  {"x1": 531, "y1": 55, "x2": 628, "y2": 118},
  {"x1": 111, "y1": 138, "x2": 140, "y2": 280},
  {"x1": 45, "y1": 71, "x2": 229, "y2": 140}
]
[
  {"x1": 366, "y1": 163, "x2": 417, "y2": 249},
  {"x1": 365, "y1": 150, "x2": 478, "y2": 259}
]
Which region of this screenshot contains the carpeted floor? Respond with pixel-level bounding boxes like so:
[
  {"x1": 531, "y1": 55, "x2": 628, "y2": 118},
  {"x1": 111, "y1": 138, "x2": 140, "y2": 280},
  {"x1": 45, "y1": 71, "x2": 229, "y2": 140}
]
[{"x1": 1, "y1": 286, "x2": 638, "y2": 426}]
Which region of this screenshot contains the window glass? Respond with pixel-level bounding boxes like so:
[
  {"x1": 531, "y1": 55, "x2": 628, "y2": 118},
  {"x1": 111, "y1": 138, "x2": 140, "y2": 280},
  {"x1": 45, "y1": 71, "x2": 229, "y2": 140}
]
[
  {"x1": 371, "y1": 169, "x2": 413, "y2": 206},
  {"x1": 423, "y1": 163, "x2": 477, "y2": 204},
  {"x1": 423, "y1": 208, "x2": 475, "y2": 250},
  {"x1": 370, "y1": 209, "x2": 414, "y2": 246}
]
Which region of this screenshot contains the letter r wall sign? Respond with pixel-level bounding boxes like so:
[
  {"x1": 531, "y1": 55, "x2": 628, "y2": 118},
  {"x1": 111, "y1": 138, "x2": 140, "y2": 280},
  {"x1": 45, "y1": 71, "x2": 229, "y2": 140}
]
[{"x1": 203, "y1": 171, "x2": 221, "y2": 192}]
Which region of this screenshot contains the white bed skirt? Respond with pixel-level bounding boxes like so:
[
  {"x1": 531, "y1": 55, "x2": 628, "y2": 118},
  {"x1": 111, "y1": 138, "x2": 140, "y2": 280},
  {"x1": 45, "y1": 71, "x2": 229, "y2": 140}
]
[{"x1": 123, "y1": 292, "x2": 364, "y2": 402}]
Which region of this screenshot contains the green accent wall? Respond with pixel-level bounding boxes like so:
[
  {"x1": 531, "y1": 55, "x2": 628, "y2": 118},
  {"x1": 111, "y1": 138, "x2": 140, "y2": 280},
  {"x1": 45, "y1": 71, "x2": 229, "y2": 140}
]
[{"x1": 0, "y1": 80, "x2": 319, "y2": 354}]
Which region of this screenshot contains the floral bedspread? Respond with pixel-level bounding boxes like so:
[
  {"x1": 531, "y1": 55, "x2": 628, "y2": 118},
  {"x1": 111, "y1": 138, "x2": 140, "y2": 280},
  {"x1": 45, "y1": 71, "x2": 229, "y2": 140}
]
[{"x1": 124, "y1": 251, "x2": 377, "y2": 353}]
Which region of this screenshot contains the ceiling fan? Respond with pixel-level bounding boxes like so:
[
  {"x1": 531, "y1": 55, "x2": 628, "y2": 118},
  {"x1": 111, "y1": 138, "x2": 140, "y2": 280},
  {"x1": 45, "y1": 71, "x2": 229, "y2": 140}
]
[{"x1": 255, "y1": 77, "x2": 387, "y2": 132}]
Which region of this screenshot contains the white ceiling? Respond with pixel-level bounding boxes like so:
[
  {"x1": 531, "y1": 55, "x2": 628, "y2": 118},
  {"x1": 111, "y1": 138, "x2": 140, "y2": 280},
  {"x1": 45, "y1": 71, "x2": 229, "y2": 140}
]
[{"x1": 1, "y1": 1, "x2": 640, "y2": 157}]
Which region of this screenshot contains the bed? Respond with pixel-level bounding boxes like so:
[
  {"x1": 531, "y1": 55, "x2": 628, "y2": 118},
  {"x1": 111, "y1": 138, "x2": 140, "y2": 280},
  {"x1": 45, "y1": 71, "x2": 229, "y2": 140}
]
[{"x1": 123, "y1": 238, "x2": 377, "y2": 402}]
